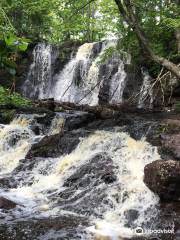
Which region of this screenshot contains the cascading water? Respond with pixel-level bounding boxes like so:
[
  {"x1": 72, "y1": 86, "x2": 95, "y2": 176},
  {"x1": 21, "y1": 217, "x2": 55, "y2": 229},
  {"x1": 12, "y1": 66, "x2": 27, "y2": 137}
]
[
  {"x1": 0, "y1": 111, "x2": 167, "y2": 240},
  {"x1": 51, "y1": 41, "x2": 128, "y2": 105},
  {"x1": 23, "y1": 41, "x2": 129, "y2": 105},
  {"x1": 22, "y1": 41, "x2": 156, "y2": 108},
  {"x1": 23, "y1": 43, "x2": 58, "y2": 99},
  {"x1": 138, "y1": 68, "x2": 154, "y2": 109},
  {"x1": 0, "y1": 117, "x2": 34, "y2": 175}
]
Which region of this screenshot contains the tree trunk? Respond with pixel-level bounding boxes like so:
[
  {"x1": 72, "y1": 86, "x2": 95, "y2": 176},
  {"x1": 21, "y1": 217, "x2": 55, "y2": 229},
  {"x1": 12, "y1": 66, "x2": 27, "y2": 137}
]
[{"x1": 114, "y1": 0, "x2": 180, "y2": 80}]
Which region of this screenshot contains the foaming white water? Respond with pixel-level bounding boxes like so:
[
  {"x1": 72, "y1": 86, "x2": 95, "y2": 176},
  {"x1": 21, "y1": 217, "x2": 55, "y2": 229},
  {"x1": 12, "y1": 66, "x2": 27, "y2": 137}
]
[
  {"x1": 55, "y1": 130, "x2": 159, "y2": 238},
  {"x1": 48, "y1": 115, "x2": 65, "y2": 135},
  {"x1": 0, "y1": 122, "x2": 160, "y2": 239},
  {"x1": 51, "y1": 42, "x2": 100, "y2": 105},
  {"x1": 89, "y1": 135, "x2": 159, "y2": 239},
  {"x1": 0, "y1": 116, "x2": 34, "y2": 175}
]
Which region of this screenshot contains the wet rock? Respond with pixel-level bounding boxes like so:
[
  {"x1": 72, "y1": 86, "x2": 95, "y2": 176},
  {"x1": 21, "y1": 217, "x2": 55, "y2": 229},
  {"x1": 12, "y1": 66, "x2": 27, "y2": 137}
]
[
  {"x1": 124, "y1": 209, "x2": 139, "y2": 223},
  {"x1": 144, "y1": 160, "x2": 180, "y2": 201},
  {"x1": 0, "y1": 197, "x2": 17, "y2": 209},
  {"x1": 0, "y1": 216, "x2": 89, "y2": 240},
  {"x1": 123, "y1": 65, "x2": 143, "y2": 104},
  {"x1": 55, "y1": 154, "x2": 116, "y2": 216},
  {"x1": 34, "y1": 98, "x2": 56, "y2": 111},
  {"x1": 63, "y1": 154, "x2": 116, "y2": 189},
  {"x1": 0, "y1": 177, "x2": 11, "y2": 188},
  {"x1": 161, "y1": 133, "x2": 180, "y2": 160},
  {"x1": 29, "y1": 124, "x2": 40, "y2": 135},
  {"x1": 26, "y1": 129, "x2": 89, "y2": 158},
  {"x1": 62, "y1": 111, "x2": 95, "y2": 131},
  {"x1": 162, "y1": 119, "x2": 180, "y2": 132}
]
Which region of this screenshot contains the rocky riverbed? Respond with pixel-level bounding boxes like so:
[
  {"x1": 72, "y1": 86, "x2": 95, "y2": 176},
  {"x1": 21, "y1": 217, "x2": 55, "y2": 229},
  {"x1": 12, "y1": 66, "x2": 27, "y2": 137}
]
[{"x1": 0, "y1": 102, "x2": 180, "y2": 240}]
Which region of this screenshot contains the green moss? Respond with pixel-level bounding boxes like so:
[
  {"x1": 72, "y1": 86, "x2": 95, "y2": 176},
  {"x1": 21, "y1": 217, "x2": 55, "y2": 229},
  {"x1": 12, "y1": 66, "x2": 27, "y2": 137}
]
[
  {"x1": 175, "y1": 102, "x2": 180, "y2": 113},
  {"x1": 0, "y1": 86, "x2": 32, "y2": 108},
  {"x1": 0, "y1": 109, "x2": 16, "y2": 123},
  {"x1": 157, "y1": 124, "x2": 169, "y2": 134}
]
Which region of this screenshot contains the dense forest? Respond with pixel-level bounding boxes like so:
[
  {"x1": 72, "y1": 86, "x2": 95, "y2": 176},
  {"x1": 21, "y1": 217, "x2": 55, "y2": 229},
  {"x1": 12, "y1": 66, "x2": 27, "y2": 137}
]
[
  {"x1": 0, "y1": 0, "x2": 180, "y2": 81},
  {"x1": 0, "y1": 1, "x2": 180, "y2": 240}
]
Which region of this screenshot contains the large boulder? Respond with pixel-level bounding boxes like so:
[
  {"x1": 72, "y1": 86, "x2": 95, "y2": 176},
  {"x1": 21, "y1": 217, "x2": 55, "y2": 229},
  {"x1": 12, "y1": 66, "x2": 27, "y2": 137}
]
[
  {"x1": 161, "y1": 133, "x2": 180, "y2": 160},
  {"x1": 0, "y1": 197, "x2": 17, "y2": 209},
  {"x1": 144, "y1": 160, "x2": 180, "y2": 201}
]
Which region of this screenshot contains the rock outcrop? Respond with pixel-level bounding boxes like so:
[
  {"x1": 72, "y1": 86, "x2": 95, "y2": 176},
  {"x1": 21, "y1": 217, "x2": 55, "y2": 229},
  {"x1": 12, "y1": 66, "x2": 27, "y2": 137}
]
[
  {"x1": 144, "y1": 160, "x2": 180, "y2": 201},
  {"x1": 161, "y1": 133, "x2": 180, "y2": 160},
  {"x1": 26, "y1": 130, "x2": 88, "y2": 158}
]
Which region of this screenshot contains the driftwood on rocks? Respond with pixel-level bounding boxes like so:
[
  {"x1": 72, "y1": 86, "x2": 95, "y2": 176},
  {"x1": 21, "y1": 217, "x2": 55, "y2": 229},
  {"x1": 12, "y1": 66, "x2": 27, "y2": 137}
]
[
  {"x1": 54, "y1": 100, "x2": 160, "y2": 118},
  {"x1": 34, "y1": 98, "x2": 55, "y2": 111},
  {"x1": 31, "y1": 98, "x2": 165, "y2": 123}
]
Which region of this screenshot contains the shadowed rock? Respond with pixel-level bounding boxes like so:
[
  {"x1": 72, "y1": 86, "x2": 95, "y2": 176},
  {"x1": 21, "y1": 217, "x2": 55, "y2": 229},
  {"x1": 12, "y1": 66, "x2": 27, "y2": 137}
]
[
  {"x1": 0, "y1": 197, "x2": 17, "y2": 209},
  {"x1": 161, "y1": 133, "x2": 180, "y2": 160},
  {"x1": 144, "y1": 160, "x2": 180, "y2": 201},
  {"x1": 26, "y1": 130, "x2": 89, "y2": 158}
]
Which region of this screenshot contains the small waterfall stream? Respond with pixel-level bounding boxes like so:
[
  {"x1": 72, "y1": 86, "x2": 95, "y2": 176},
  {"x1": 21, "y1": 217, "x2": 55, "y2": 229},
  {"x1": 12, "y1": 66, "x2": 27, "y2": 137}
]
[
  {"x1": 23, "y1": 43, "x2": 58, "y2": 99},
  {"x1": 0, "y1": 113, "x2": 164, "y2": 239},
  {"x1": 138, "y1": 68, "x2": 154, "y2": 109},
  {"x1": 0, "y1": 117, "x2": 35, "y2": 175}
]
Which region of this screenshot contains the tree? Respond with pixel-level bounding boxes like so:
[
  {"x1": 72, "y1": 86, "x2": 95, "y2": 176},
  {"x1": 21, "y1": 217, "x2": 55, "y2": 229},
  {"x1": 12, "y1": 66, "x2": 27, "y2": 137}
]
[
  {"x1": 0, "y1": 3, "x2": 29, "y2": 92},
  {"x1": 1, "y1": 0, "x2": 179, "y2": 79},
  {"x1": 114, "y1": 0, "x2": 180, "y2": 79}
]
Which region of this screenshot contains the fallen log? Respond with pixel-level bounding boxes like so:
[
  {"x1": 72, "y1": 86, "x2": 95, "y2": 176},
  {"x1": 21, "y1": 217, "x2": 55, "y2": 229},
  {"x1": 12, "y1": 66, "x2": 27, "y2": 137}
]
[{"x1": 32, "y1": 98, "x2": 164, "y2": 120}]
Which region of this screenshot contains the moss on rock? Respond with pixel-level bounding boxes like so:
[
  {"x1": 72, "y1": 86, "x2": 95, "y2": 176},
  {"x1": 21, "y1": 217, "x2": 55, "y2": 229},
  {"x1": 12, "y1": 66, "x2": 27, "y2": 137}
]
[{"x1": 0, "y1": 109, "x2": 16, "y2": 124}]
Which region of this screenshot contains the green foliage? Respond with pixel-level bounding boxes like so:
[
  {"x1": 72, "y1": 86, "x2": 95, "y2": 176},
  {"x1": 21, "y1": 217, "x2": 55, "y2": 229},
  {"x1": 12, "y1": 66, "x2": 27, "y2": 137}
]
[
  {"x1": 96, "y1": 46, "x2": 117, "y2": 64},
  {"x1": 0, "y1": 86, "x2": 32, "y2": 107},
  {"x1": 0, "y1": 0, "x2": 179, "y2": 79},
  {"x1": 95, "y1": 42, "x2": 130, "y2": 66},
  {"x1": 175, "y1": 101, "x2": 180, "y2": 113},
  {"x1": 0, "y1": 0, "x2": 120, "y2": 43},
  {"x1": 0, "y1": 2, "x2": 30, "y2": 80},
  {"x1": 0, "y1": 34, "x2": 29, "y2": 76},
  {"x1": 0, "y1": 109, "x2": 16, "y2": 123}
]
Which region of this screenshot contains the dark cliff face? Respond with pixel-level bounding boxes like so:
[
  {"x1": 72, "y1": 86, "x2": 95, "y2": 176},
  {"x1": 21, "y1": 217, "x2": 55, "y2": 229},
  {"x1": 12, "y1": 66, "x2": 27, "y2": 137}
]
[
  {"x1": 0, "y1": 47, "x2": 33, "y2": 90},
  {"x1": 123, "y1": 64, "x2": 143, "y2": 102}
]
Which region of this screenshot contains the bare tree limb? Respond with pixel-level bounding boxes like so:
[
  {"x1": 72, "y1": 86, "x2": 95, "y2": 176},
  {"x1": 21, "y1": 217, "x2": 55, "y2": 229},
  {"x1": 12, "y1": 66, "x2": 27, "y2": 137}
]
[{"x1": 114, "y1": 0, "x2": 180, "y2": 80}]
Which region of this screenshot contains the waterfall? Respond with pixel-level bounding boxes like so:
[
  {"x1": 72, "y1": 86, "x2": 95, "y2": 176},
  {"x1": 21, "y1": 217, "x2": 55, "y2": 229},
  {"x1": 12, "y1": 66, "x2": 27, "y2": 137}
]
[
  {"x1": 0, "y1": 112, "x2": 162, "y2": 239},
  {"x1": 23, "y1": 41, "x2": 129, "y2": 105},
  {"x1": 138, "y1": 68, "x2": 154, "y2": 109},
  {"x1": 23, "y1": 43, "x2": 56, "y2": 99},
  {"x1": 52, "y1": 41, "x2": 128, "y2": 105},
  {"x1": 22, "y1": 42, "x2": 157, "y2": 109}
]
